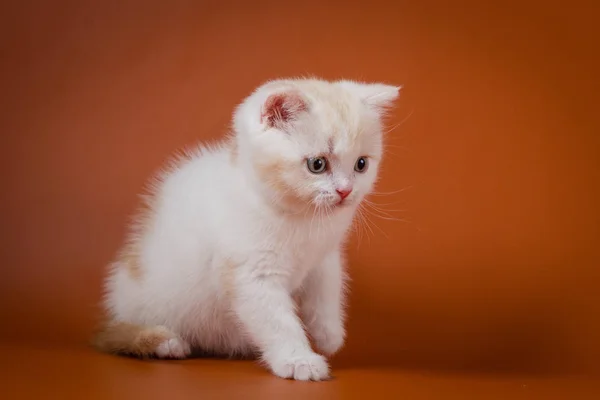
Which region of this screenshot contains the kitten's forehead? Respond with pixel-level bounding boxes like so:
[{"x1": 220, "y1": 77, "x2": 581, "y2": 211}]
[
  {"x1": 297, "y1": 116, "x2": 362, "y2": 157},
  {"x1": 294, "y1": 81, "x2": 368, "y2": 152}
]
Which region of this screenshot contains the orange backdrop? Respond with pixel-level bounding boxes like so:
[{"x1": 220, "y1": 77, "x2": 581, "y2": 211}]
[{"x1": 1, "y1": 0, "x2": 598, "y2": 376}]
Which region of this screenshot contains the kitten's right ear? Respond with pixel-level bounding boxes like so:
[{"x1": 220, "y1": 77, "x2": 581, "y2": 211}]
[
  {"x1": 261, "y1": 91, "x2": 308, "y2": 130},
  {"x1": 338, "y1": 80, "x2": 401, "y2": 112}
]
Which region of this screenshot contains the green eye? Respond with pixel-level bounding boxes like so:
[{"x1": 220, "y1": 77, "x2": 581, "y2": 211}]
[
  {"x1": 307, "y1": 157, "x2": 327, "y2": 174},
  {"x1": 354, "y1": 157, "x2": 368, "y2": 172}
]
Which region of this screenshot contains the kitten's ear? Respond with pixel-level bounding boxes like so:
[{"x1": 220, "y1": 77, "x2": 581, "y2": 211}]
[
  {"x1": 261, "y1": 90, "x2": 308, "y2": 130},
  {"x1": 339, "y1": 81, "x2": 401, "y2": 112}
]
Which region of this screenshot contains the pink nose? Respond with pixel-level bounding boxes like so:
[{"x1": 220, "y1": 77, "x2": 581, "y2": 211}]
[{"x1": 336, "y1": 188, "x2": 352, "y2": 200}]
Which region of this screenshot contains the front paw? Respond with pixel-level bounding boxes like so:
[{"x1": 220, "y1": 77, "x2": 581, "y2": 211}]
[
  {"x1": 311, "y1": 323, "x2": 346, "y2": 356},
  {"x1": 268, "y1": 351, "x2": 330, "y2": 381}
]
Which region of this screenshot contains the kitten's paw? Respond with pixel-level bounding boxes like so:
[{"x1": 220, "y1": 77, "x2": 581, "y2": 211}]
[
  {"x1": 155, "y1": 337, "x2": 191, "y2": 359},
  {"x1": 312, "y1": 324, "x2": 346, "y2": 356},
  {"x1": 269, "y1": 352, "x2": 330, "y2": 381}
]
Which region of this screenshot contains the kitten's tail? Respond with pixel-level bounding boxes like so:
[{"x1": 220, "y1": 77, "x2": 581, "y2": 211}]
[{"x1": 91, "y1": 320, "x2": 176, "y2": 358}]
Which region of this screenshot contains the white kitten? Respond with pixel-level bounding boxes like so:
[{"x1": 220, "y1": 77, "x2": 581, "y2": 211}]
[{"x1": 93, "y1": 78, "x2": 399, "y2": 381}]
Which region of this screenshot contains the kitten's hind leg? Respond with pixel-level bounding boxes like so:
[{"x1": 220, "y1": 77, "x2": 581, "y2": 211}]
[{"x1": 92, "y1": 321, "x2": 191, "y2": 359}]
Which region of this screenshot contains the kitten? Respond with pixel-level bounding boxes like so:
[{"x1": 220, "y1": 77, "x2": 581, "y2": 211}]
[{"x1": 93, "y1": 77, "x2": 400, "y2": 381}]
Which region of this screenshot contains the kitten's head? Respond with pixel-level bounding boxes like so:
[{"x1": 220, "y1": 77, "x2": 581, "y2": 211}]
[{"x1": 234, "y1": 78, "x2": 400, "y2": 214}]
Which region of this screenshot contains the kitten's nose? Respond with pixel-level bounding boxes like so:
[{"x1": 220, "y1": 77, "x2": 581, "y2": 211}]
[{"x1": 336, "y1": 188, "x2": 352, "y2": 200}]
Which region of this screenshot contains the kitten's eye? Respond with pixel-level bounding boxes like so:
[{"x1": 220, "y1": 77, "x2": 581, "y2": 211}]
[
  {"x1": 307, "y1": 157, "x2": 327, "y2": 174},
  {"x1": 354, "y1": 157, "x2": 368, "y2": 173}
]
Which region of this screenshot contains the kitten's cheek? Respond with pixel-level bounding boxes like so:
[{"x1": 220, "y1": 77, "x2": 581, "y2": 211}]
[{"x1": 315, "y1": 198, "x2": 327, "y2": 208}]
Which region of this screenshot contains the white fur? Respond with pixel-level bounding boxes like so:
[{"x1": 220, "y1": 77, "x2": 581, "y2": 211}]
[{"x1": 102, "y1": 78, "x2": 399, "y2": 380}]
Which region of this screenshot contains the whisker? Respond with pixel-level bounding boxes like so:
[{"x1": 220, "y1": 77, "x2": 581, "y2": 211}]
[
  {"x1": 363, "y1": 204, "x2": 411, "y2": 223},
  {"x1": 363, "y1": 199, "x2": 407, "y2": 210},
  {"x1": 363, "y1": 198, "x2": 408, "y2": 207},
  {"x1": 357, "y1": 205, "x2": 375, "y2": 241},
  {"x1": 372, "y1": 215, "x2": 410, "y2": 222},
  {"x1": 352, "y1": 208, "x2": 366, "y2": 247},
  {"x1": 370, "y1": 185, "x2": 414, "y2": 196},
  {"x1": 363, "y1": 198, "x2": 408, "y2": 213},
  {"x1": 360, "y1": 206, "x2": 389, "y2": 239},
  {"x1": 363, "y1": 207, "x2": 401, "y2": 221},
  {"x1": 385, "y1": 108, "x2": 414, "y2": 135}
]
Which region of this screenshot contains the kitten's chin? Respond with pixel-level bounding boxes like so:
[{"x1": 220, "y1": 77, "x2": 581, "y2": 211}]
[
  {"x1": 334, "y1": 199, "x2": 351, "y2": 208},
  {"x1": 328, "y1": 198, "x2": 355, "y2": 210},
  {"x1": 337, "y1": 194, "x2": 363, "y2": 208}
]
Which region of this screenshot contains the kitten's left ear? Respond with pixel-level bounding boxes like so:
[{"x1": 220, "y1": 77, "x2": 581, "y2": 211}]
[
  {"x1": 261, "y1": 90, "x2": 308, "y2": 130},
  {"x1": 339, "y1": 80, "x2": 402, "y2": 112}
]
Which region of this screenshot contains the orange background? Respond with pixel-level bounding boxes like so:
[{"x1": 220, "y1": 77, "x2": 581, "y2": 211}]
[{"x1": 1, "y1": 0, "x2": 599, "y2": 379}]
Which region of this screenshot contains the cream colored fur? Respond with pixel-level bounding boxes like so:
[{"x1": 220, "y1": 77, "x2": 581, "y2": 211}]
[{"x1": 95, "y1": 77, "x2": 400, "y2": 381}]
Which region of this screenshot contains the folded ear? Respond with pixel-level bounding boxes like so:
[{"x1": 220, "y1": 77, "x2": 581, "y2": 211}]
[
  {"x1": 261, "y1": 90, "x2": 308, "y2": 130},
  {"x1": 338, "y1": 80, "x2": 401, "y2": 112}
]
